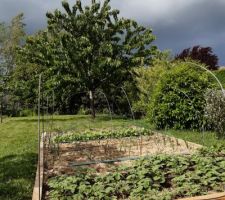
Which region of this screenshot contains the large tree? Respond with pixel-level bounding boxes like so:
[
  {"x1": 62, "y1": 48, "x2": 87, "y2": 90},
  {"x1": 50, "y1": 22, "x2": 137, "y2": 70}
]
[
  {"x1": 19, "y1": 0, "x2": 157, "y2": 118},
  {"x1": 175, "y1": 45, "x2": 218, "y2": 70}
]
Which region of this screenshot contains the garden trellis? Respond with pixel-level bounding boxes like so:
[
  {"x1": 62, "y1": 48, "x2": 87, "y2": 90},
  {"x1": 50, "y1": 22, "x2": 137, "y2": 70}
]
[{"x1": 37, "y1": 81, "x2": 198, "y2": 165}]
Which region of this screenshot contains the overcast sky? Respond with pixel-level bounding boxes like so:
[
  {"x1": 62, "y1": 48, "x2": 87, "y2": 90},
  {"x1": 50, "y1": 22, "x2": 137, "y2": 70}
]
[{"x1": 1, "y1": 0, "x2": 225, "y2": 65}]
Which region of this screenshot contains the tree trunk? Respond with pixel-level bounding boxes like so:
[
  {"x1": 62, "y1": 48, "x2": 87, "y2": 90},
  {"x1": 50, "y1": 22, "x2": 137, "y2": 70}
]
[{"x1": 89, "y1": 90, "x2": 95, "y2": 118}]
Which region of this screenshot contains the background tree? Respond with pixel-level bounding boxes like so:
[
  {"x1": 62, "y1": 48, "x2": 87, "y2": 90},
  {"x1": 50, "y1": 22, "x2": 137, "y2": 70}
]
[
  {"x1": 44, "y1": 0, "x2": 157, "y2": 118},
  {"x1": 16, "y1": 30, "x2": 85, "y2": 114},
  {"x1": 175, "y1": 46, "x2": 218, "y2": 70},
  {"x1": 0, "y1": 13, "x2": 26, "y2": 118},
  {"x1": 1, "y1": 13, "x2": 25, "y2": 74},
  {"x1": 0, "y1": 22, "x2": 7, "y2": 122}
]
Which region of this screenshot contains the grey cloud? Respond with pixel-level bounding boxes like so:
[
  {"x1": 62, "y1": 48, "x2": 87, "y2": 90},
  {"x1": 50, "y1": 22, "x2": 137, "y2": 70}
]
[
  {"x1": 0, "y1": 0, "x2": 224, "y2": 64},
  {"x1": 149, "y1": 0, "x2": 225, "y2": 62}
]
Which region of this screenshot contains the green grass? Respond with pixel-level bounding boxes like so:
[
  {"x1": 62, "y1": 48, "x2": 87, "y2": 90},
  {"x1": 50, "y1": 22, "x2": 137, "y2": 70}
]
[
  {"x1": 0, "y1": 114, "x2": 149, "y2": 200},
  {"x1": 0, "y1": 114, "x2": 224, "y2": 199},
  {"x1": 0, "y1": 117, "x2": 37, "y2": 200},
  {"x1": 161, "y1": 129, "x2": 225, "y2": 147}
]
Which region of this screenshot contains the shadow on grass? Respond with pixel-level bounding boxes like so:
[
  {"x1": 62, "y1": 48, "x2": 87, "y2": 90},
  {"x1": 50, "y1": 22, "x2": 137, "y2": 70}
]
[{"x1": 0, "y1": 153, "x2": 37, "y2": 200}]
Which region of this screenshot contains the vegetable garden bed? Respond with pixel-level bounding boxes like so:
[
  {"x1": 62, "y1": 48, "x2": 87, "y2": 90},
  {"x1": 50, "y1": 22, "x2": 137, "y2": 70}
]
[{"x1": 41, "y1": 127, "x2": 225, "y2": 200}]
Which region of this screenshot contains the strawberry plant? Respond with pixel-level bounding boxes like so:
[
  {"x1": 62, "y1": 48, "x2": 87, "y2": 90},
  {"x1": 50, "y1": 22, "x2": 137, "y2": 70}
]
[{"x1": 47, "y1": 145, "x2": 225, "y2": 199}]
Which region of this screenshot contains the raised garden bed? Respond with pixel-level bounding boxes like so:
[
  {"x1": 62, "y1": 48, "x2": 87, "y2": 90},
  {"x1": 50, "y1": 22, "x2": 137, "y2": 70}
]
[{"x1": 37, "y1": 127, "x2": 225, "y2": 199}]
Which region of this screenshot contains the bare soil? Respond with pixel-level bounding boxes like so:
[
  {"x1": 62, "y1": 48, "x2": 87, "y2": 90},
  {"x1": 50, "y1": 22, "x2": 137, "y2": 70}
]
[{"x1": 44, "y1": 132, "x2": 202, "y2": 177}]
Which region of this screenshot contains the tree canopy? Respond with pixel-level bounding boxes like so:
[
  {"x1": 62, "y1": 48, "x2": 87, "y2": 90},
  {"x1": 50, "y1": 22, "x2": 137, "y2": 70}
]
[
  {"x1": 17, "y1": 0, "x2": 157, "y2": 117},
  {"x1": 175, "y1": 45, "x2": 218, "y2": 70},
  {"x1": 0, "y1": 13, "x2": 25, "y2": 120}
]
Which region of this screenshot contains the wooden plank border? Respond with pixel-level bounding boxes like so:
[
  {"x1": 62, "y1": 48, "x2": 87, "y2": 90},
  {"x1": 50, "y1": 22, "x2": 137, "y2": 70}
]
[
  {"x1": 32, "y1": 133, "x2": 45, "y2": 200},
  {"x1": 178, "y1": 192, "x2": 225, "y2": 200}
]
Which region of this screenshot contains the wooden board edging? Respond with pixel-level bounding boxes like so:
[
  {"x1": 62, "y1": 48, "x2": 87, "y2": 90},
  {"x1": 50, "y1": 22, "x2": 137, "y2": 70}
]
[
  {"x1": 32, "y1": 133, "x2": 45, "y2": 200},
  {"x1": 178, "y1": 192, "x2": 225, "y2": 200}
]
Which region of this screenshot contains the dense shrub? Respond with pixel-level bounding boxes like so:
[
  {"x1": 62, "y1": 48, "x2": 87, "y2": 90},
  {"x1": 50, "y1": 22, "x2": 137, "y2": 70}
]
[
  {"x1": 148, "y1": 61, "x2": 215, "y2": 130},
  {"x1": 133, "y1": 52, "x2": 173, "y2": 116},
  {"x1": 204, "y1": 89, "x2": 225, "y2": 137},
  {"x1": 19, "y1": 109, "x2": 36, "y2": 117}
]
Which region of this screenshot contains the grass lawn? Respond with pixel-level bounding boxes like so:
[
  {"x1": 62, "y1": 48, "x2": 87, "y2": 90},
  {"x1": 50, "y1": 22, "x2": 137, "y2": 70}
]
[
  {"x1": 162, "y1": 129, "x2": 225, "y2": 147},
  {"x1": 0, "y1": 116, "x2": 37, "y2": 200},
  {"x1": 0, "y1": 114, "x2": 224, "y2": 199},
  {"x1": 0, "y1": 115, "x2": 150, "y2": 200}
]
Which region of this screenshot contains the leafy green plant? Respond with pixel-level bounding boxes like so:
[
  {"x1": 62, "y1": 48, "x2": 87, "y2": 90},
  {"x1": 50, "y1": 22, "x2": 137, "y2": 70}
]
[
  {"x1": 53, "y1": 127, "x2": 153, "y2": 143},
  {"x1": 47, "y1": 146, "x2": 225, "y2": 199}
]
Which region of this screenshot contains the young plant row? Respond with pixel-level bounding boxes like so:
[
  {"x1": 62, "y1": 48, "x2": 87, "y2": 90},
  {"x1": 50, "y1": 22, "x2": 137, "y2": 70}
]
[
  {"x1": 47, "y1": 145, "x2": 225, "y2": 200},
  {"x1": 53, "y1": 127, "x2": 153, "y2": 143}
]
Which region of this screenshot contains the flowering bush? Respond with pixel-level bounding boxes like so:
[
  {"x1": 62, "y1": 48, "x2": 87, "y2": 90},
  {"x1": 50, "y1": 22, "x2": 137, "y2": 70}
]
[{"x1": 204, "y1": 89, "x2": 225, "y2": 137}]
